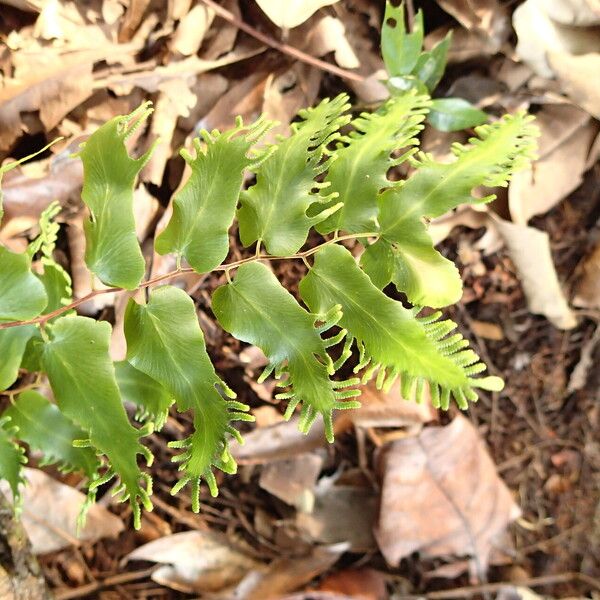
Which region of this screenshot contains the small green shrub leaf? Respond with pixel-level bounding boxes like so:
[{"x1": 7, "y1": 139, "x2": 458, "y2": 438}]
[
  {"x1": 213, "y1": 261, "x2": 359, "y2": 442},
  {"x1": 413, "y1": 32, "x2": 452, "y2": 92},
  {"x1": 155, "y1": 117, "x2": 274, "y2": 273},
  {"x1": 427, "y1": 98, "x2": 488, "y2": 132},
  {"x1": 382, "y1": 2, "x2": 424, "y2": 77},
  {"x1": 42, "y1": 316, "x2": 152, "y2": 527},
  {"x1": 0, "y1": 247, "x2": 47, "y2": 321},
  {"x1": 237, "y1": 94, "x2": 351, "y2": 255},
  {"x1": 0, "y1": 326, "x2": 36, "y2": 391},
  {"x1": 76, "y1": 102, "x2": 157, "y2": 289},
  {"x1": 115, "y1": 360, "x2": 173, "y2": 431},
  {"x1": 300, "y1": 245, "x2": 503, "y2": 410},
  {"x1": 4, "y1": 390, "x2": 100, "y2": 478},
  {"x1": 317, "y1": 92, "x2": 430, "y2": 234},
  {"x1": 124, "y1": 285, "x2": 250, "y2": 511}
]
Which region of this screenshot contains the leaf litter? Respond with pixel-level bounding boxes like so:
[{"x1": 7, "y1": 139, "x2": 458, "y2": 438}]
[{"x1": 0, "y1": 0, "x2": 599, "y2": 597}]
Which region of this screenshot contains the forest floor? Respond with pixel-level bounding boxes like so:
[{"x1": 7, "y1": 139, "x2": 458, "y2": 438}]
[{"x1": 0, "y1": 0, "x2": 599, "y2": 598}]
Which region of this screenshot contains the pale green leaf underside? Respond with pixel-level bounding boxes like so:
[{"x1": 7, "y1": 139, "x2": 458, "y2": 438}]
[
  {"x1": 115, "y1": 360, "x2": 173, "y2": 431},
  {"x1": 300, "y1": 245, "x2": 503, "y2": 410},
  {"x1": 238, "y1": 94, "x2": 351, "y2": 255},
  {"x1": 4, "y1": 390, "x2": 99, "y2": 478},
  {"x1": 317, "y1": 90, "x2": 430, "y2": 234},
  {"x1": 42, "y1": 316, "x2": 151, "y2": 525},
  {"x1": 361, "y1": 112, "x2": 539, "y2": 307},
  {"x1": 77, "y1": 102, "x2": 157, "y2": 289},
  {"x1": 124, "y1": 285, "x2": 251, "y2": 511},
  {"x1": 0, "y1": 326, "x2": 35, "y2": 391},
  {"x1": 155, "y1": 116, "x2": 274, "y2": 273},
  {"x1": 212, "y1": 261, "x2": 359, "y2": 442},
  {"x1": 0, "y1": 247, "x2": 47, "y2": 321}
]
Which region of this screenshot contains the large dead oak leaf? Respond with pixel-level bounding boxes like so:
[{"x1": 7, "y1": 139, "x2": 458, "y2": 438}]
[{"x1": 375, "y1": 415, "x2": 520, "y2": 571}]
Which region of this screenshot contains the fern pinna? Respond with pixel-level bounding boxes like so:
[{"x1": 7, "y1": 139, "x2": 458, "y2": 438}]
[{"x1": 0, "y1": 10, "x2": 538, "y2": 527}]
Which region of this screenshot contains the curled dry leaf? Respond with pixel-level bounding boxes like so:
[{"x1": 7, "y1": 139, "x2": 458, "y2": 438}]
[
  {"x1": 233, "y1": 543, "x2": 347, "y2": 600},
  {"x1": 375, "y1": 415, "x2": 520, "y2": 571},
  {"x1": 308, "y1": 16, "x2": 360, "y2": 69},
  {"x1": 492, "y1": 216, "x2": 577, "y2": 330},
  {"x1": 126, "y1": 530, "x2": 260, "y2": 594},
  {"x1": 231, "y1": 416, "x2": 328, "y2": 464},
  {"x1": 171, "y1": 4, "x2": 214, "y2": 57},
  {"x1": 508, "y1": 104, "x2": 596, "y2": 225},
  {"x1": 255, "y1": 0, "x2": 341, "y2": 29},
  {"x1": 317, "y1": 568, "x2": 388, "y2": 600},
  {"x1": 296, "y1": 474, "x2": 378, "y2": 552},
  {"x1": 513, "y1": 0, "x2": 600, "y2": 78},
  {"x1": 259, "y1": 452, "x2": 324, "y2": 510},
  {"x1": 0, "y1": 468, "x2": 123, "y2": 555},
  {"x1": 548, "y1": 52, "x2": 600, "y2": 119}
]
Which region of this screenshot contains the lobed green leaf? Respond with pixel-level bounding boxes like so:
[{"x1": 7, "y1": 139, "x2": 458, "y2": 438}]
[
  {"x1": 155, "y1": 116, "x2": 274, "y2": 273},
  {"x1": 300, "y1": 245, "x2": 503, "y2": 410},
  {"x1": 115, "y1": 360, "x2": 173, "y2": 431},
  {"x1": 238, "y1": 94, "x2": 351, "y2": 255},
  {"x1": 0, "y1": 325, "x2": 36, "y2": 391},
  {"x1": 76, "y1": 102, "x2": 157, "y2": 289},
  {"x1": 4, "y1": 390, "x2": 100, "y2": 478},
  {"x1": 316, "y1": 91, "x2": 430, "y2": 234},
  {"x1": 42, "y1": 316, "x2": 152, "y2": 527},
  {"x1": 361, "y1": 112, "x2": 539, "y2": 307},
  {"x1": 212, "y1": 261, "x2": 360, "y2": 442},
  {"x1": 124, "y1": 285, "x2": 251, "y2": 511},
  {"x1": 0, "y1": 416, "x2": 26, "y2": 505}
]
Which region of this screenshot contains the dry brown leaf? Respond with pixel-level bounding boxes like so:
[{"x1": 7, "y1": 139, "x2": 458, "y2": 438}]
[
  {"x1": 255, "y1": 0, "x2": 341, "y2": 29},
  {"x1": 508, "y1": 104, "x2": 596, "y2": 224},
  {"x1": 296, "y1": 477, "x2": 378, "y2": 552},
  {"x1": 548, "y1": 52, "x2": 600, "y2": 118},
  {"x1": 231, "y1": 416, "x2": 327, "y2": 464},
  {"x1": 171, "y1": 4, "x2": 214, "y2": 57},
  {"x1": 540, "y1": 0, "x2": 600, "y2": 25},
  {"x1": 336, "y1": 381, "x2": 436, "y2": 432},
  {"x1": 375, "y1": 415, "x2": 520, "y2": 572},
  {"x1": 262, "y1": 64, "x2": 322, "y2": 140},
  {"x1": 0, "y1": 55, "x2": 94, "y2": 150},
  {"x1": 0, "y1": 144, "x2": 82, "y2": 241},
  {"x1": 513, "y1": 0, "x2": 600, "y2": 78},
  {"x1": 259, "y1": 452, "x2": 324, "y2": 510},
  {"x1": 317, "y1": 568, "x2": 388, "y2": 600},
  {"x1": 436, "y1": 0, "x2": 509, "y2": 53},
  {"x1": 492, "y1": 216, "x2": 577, "y2": 329},
  {"x1": 118, "y1": 0, "x2": 152, "y2": 43},
  {"x1": 308, "y1": 16, "x2": 360, "y2": 69},
  {"x1": 233, "y1": 543, "x2": 347, "y2": 600},
  {"x1": 125, "y1": 530, "x2": 260, "y2": 594},
  {"x1": 0, "y1": 468, "x2": 123, "y2": 555},
  {"x1": 470, "y1": 320, "x2": 504, "y2": 341},
  {"x1": 573, "y1": 241, "x2": 600, "y2": 309}
]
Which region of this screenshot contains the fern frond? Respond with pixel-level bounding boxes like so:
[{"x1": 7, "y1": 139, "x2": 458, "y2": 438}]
[
  {"x1": 0, "y1": 416, "x2": 26, "y2": 507},
  {"x1": 317, "y1": 90, "x2": 430, "y2": 234},
  {"x1": 115, "y1": 361, "x2": 174, "y2": 431},
  {"x1": 300, "y1": 245, "x2": 502, "y2": 410},
  {"x1": 42, "y1": 316, "x2": 153, "y2": 528},
  {"x1": 361, "y1": 111, "x2": 539, "y2": 307},
  {"x1": 124, "y1": 285, "x2": 252, "y2": 512},
  {"x1": 155, "y1": 115, "x2": 276, "y2": 274},
  {"x1": 238, "y1": 94, "x2": 351, "y2": 255},
  {"x1": 75, "y1": 101, "x2": 158, "y2": 290},
  {"x1": 212, "y1": 262, "x2": 360, "y2": 442},
  {"x1": 4, "y1": 390, "x2": 100, "y2": 477}
]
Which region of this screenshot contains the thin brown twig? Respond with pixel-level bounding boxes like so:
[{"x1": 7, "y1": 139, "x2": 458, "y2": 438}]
[
  {"x1": 198, "y1": 0, "x2": 365, "y2": 83},
  {"x1": 425, "y1": 572, "x2": 600, "y2": 599},
  {"x1": 0, "y1": 233, "x2": 377, "y2": 332}
]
